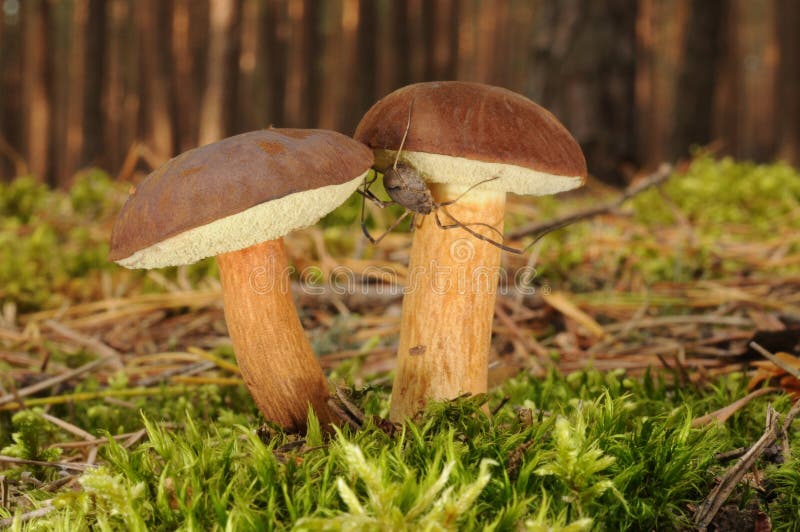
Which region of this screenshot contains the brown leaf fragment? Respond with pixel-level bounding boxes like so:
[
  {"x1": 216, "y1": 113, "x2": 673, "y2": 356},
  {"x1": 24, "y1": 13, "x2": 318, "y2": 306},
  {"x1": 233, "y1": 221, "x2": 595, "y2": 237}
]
[
  {"x1": 692, "y1": 387, "x2": 780, "y2": 428},
  {"x1": 749, "y1": 342, "x2": 800, "y2": 396}
]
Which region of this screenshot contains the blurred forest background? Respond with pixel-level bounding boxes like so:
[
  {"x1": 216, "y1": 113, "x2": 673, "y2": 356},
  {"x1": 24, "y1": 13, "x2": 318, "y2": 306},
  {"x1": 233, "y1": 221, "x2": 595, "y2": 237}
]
[{"x1": 0, "y1": 0, "x2": 798, "y2": 187}]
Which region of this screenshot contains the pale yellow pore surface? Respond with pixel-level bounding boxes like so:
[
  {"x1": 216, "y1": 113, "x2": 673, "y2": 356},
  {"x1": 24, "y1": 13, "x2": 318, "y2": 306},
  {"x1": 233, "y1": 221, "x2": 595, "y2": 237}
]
[
  {"x1": 390, "y1": 184, "x2": 506, "y2": 421},
  {"x1": 373, "y1": 149, "x2": 583, "y2": 196},
  {"x1": 116, "y1": 172, "x2": 368, "y2": 269}
]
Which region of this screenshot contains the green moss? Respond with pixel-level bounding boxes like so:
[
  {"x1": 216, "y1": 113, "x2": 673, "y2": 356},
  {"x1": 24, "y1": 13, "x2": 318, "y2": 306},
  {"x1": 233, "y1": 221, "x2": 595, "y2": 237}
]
[
  {"x1": 0, "y1": 370, "x2": 792, "y2": 529},
  {"x1": 633, "y1": 156, "x2": 800, "y2": 233},
  {"x1": 528, "y1": 156, "x2": 800, "y2": 289},
  {"x1": 0, "y1": 172, "x2": 125, "y2": 311},
  {"x1": 0, "y1": 176, "x2": 49, "y2": 223}
]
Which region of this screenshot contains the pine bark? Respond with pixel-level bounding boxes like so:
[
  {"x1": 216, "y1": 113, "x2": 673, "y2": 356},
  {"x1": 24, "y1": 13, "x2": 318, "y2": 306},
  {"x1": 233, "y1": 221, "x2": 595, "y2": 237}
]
[
  {"x1": 776, "y1": 0, "x2": 800, "y2": 165},
  {"x1": 355, "y1": 0, "x2": 377, "y2": 131},
  {"x1": 83, "y1": 0, "x2": 107, "y2": 169},
  {"x1": 263, "y1": 0, "x2": 288, "y2": 127},
  {"x1": 199, "y1": 0, "x2": 240, "y2": 145},
  {"x1": 138, "y1": 0, "x2": 174, "y2": 158},
  {"x1": 0, "y1": 3, "x2": 25, "y2": 178},
  {"x1": 529, "y1": 0, "x2": 637, "y2": 185},
  {"x1": 22, "y1": 0, "x2": 52, "y2": 183}
]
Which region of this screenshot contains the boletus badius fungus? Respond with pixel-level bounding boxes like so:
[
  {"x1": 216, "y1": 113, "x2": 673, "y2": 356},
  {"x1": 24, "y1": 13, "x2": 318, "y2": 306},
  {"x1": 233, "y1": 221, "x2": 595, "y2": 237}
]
[
  {"x1": 109, "y1": 129, "x2": 373, "y2": 432},
  {"x1": 355, "y1": 81, "x2": 587, "y2": 421}
]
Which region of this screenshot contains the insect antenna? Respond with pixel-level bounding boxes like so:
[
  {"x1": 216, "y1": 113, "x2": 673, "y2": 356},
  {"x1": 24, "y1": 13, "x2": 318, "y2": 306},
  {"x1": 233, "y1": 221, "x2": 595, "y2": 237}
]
[{"x1": 392, "y1": 97, "x2": 415, "y2": 171}]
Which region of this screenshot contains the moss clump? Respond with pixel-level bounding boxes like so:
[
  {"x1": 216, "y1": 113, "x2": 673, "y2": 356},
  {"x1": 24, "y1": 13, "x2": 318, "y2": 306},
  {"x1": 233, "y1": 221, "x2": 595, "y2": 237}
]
[{"x1": 2, "y1": 370, "x2": 794, "y2": 530}]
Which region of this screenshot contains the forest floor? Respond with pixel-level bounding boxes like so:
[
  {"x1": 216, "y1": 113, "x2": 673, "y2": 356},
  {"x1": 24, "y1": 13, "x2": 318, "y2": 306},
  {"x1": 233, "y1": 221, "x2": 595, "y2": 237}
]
[{"x1": 0, "y1": 155, "x2": 799, "y2": 530}]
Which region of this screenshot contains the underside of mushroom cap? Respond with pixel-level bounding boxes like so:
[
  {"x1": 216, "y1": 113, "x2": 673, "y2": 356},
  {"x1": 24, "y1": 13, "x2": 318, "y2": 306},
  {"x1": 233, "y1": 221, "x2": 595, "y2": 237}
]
[
  {"x1": 355, "y1": 81, "x2": 587, "y2": 196},
  {"x1": 372, "y1": 149, "x2": 582, "y2": 197},
  {"x1": 110, "y1": 128, "x2": 374, "y2": 269}
]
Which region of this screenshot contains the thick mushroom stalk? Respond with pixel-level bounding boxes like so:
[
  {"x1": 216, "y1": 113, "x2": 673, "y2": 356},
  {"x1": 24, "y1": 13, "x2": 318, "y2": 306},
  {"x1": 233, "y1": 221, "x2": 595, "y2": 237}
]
[
  {"x1": 355, "y1": 82, "x2": 587, "y2": 421},
  {"x1": 391, "y1": 184, "x2": 505, "y2": 420},
  {"x1": 217, "y1": 238, "x2": 335, "y2": 431}
]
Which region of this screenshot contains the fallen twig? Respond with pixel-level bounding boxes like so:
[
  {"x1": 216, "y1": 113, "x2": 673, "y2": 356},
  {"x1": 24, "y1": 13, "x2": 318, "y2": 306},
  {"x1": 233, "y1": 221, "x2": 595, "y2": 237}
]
[
  {"x1": 750, "y1": 341, "x2": 800, "y2": 379},
  {"x1": 602, "y1": 315, "x2": 753, "y2": 333},
  {"x1": 0, "y1": 455, "x2": 92, "y2": 472},
  {"x1": 138, "y1": 360, "x2": 216, "y2": 386},
  {"x1": 52, "y1": 427, "x2": 160, "y2": 450},
  {"x1": 0, "y1": 385, "x2": 236, "y2": 411},
  {"x1": 0, "y1": 356, "x2": 112, "y2": 407},
  {"x1": 44, "y1": 319, "x2": 123, "y2": 370},
  {"x1": 39, "y1": 412, "x2": 99, "y2": 466},
  {"x1": 490, "y1": 396, "x2": 510, "y2": 417},
  {"x1": 0, "y1": 502, "x2": 56, "y2": 528},
  {"x1": 694, "y1": 405, "x2": 780, "y2": 529}
]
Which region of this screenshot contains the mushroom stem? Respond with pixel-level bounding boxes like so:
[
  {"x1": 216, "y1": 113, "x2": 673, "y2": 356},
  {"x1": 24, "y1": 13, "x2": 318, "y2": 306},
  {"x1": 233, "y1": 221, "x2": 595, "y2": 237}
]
[
  {"x1": 390, "y1": 183, "x2": 506, "y2": 421},
  {"x1": 217, "y1": 238, "x2": 336, "y2": 432}
]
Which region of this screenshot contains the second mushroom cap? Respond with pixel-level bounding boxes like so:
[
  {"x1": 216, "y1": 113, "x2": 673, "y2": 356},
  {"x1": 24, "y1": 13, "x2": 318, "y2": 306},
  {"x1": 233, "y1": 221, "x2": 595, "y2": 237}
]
[{"x1": 110, "y1": 128, "x2": 374, "y2": 268}]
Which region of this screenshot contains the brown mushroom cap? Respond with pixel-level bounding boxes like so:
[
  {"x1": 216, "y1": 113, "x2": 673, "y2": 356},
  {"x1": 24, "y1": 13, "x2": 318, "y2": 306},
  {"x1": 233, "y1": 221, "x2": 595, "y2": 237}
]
[
  {"x1": 110, "y1": 128, "x2": 373, "y2": 269},
  {"x1": 354, "y1": 81, "x2": 586, "y2": 196}
]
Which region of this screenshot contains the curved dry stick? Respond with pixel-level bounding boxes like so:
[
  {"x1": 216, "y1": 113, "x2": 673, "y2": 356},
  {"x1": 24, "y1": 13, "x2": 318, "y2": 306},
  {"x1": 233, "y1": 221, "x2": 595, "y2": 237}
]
[{"x1": 508, "y1": 163, "x2": 674, "y2": 241}]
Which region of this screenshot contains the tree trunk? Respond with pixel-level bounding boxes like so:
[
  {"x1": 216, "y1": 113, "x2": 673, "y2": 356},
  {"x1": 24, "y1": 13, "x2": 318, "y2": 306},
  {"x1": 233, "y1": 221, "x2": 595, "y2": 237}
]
[
  {"x1": 776, "y1": 0, "x2": 800, "y2": 165},
  {"x1": 263, "y1": 0, "x2": 288, "y2": 127},
  {"x1": 0, "y1": 2, "x2": 25, "y2": 179},
  {"x1": 671, "y1": 1, "x2": 725, "y2": 159},
  {"x1": 284, "y1": 0, "x2": 306, "y2": 127},
  {"x1": 711, "y1": 2, "x2": 741, "y2": 157},
  {"x1": 138, "y1": 0, "x2": 173, "y2": 158},
  {"x1": 171, "y1": 0, "x2": 201, "y2": 152},
  {"x1": 336, "y1": 0, "x2": 361, "y2": 134},
  {"x1": 446, "y1": 0, "x2": 460, "y2": 80},
  {"x1": 316, "y1": 2, "x2": 340, "y2": 130},
  {"x1": 82, "y1": 0, "x2": 106, "y2": 170},
  {"x1": 304, "y1": 0, "x2": 321, "y2": 127},
  {"x1": 103, "y1": 0, "x2": 137, "y2": 176},
  {"x1": 391, "y1": 0, "x2": 411, "y2": 88},
  {"x1": 62, "y1": 0, "x2": 87, "y2": 186},
  {"x1": 22, "y1": 0, "x2": 52, "y2": 183},
  {"x1": 355, "y1": 0, "x2": 377, "y2": 129},
  {"x1": 199, "y1": 0, "x2": 240, "y2": 145},
  {"x1": 529, "y1": 0, "x2": 637, "y2": 185},
  {"x1": 422, "y1": 0, "x2": 459, "y2": 80}
]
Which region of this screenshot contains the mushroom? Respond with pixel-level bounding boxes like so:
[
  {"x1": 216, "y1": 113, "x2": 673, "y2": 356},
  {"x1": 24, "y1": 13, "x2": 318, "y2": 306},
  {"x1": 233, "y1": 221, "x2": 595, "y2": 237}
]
[
  {"x1": 109, "y1": 128, "x2": 374, "y2": 432},
  {"x1": 354, "y1": 82, "x2": 587, "y2": 421}
]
